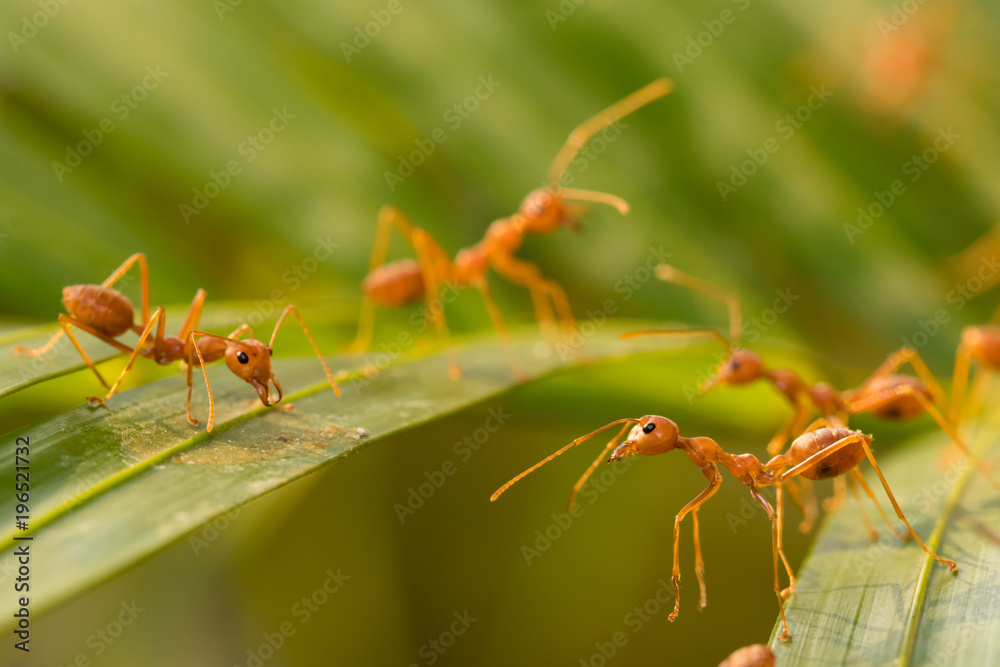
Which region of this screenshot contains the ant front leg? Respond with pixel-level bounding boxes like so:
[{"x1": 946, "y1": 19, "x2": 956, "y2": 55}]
[
  {"x1": 88, "y1": 307, "x2": 165, "y2": 406},
  {"x1": 668, "y1": 464, "x2": 721, "y2": 622},
  {"x1": 492, "y1": 255, "x2": 561, "y2": 343},
  {"x1": 411, "y1": 230, "x2": 461, "y2": 380},
  {"x1": 472, "y1": 277, "x2": 527, "y2": 382},
  {"x1": 53, "y1": 314, "x2": 138, "y2": 388},
  {"x1": 748, "y1": 486, "x2": 792, "y2": 641}
]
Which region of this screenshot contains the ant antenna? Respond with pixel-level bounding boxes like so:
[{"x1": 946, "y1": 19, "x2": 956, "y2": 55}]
[
  {"x1": 546, "y1": 78, "x2": 673, "y2": 186},
  {"x1": 270, "y1": 305, "x2": 341, "y2": 396},
  {"x1": 557, "y1": 188, "x2": 631, "y2": 214},
  {"x1": 491, "y1": 418, "x2": 639, "y2": 501}
]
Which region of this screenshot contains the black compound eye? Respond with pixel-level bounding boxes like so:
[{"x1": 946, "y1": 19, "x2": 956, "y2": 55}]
[
  {"x1": 642, "y1": 422, "x2": 656, "y2": 434},
  {"x1": 730, "y1": 360, "x2": 741, "y2": 370},
  {"x1": 237, "y1": 351, "x2": 249, "y2": 364}
]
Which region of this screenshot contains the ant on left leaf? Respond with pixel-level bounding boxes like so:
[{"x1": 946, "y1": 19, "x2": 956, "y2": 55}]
[{"x1": 15, "y1": 253, "x2": 340, "y2": 431}]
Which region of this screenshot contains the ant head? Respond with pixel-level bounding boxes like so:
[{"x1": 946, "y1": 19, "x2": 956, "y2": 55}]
[
  {"x1": 224, "y1": 339, "x2": 282, "y2": 406},
  {"x1": 702, "y1": 348, "x2": 765, "y2": 391},
  {"x1": 610, "y1": 416, "x2": 680, "y2": 461},
  {"x1": 516, "y1": 189, "x2": 579, "y2": 234}
]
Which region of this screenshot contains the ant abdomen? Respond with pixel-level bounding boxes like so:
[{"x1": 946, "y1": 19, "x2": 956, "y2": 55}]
[
  {"x1": 62, "y1": 284, "x2": 134, "y2": 337},
  {"x1": 362, "y1": 259, "x2": 426, "y2": 307},
  {"x1": 963, "y1": 325, "x2": 1000, "y2": 367},
  {"x1": 788, "y1": 427, "x2": 866, "y2": 480}
]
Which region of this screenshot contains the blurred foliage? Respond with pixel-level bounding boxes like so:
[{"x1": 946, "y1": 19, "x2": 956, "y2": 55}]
[{"x1": 2, "y1": 0, "x2": 1000, "y2": 665}]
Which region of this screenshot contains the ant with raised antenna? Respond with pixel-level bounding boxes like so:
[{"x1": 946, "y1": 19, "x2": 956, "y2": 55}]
[
  {"x1": 348, "y1": 79, "x2": 674, "y2": 380},
  {"x1": 491, "y1": 414, "x2": 958, "y2": 642},
  {"x1": 621, "y1": 264, "x2": 1000, "y2": 528},
  {"x1": 14, "y1": 253, "x2": 340, "y2": 431}
]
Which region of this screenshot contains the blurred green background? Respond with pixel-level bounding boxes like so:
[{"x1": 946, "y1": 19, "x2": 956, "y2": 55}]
[{"x1": 2, "y1": 0, "x2": 999, "y2": 664}]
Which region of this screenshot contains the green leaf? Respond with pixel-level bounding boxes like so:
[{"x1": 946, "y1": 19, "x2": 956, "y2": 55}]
[
  {"x1": 0, "y1": 324, "x2": 683, "y2": 624},
  {"x1": 771, "y1": 422, "x2": 1000, "y2": 665}
]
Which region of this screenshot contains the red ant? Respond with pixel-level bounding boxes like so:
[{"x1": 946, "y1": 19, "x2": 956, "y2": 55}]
[
  {"x1": 621, "y1": 264, "x2": 1000, "y2": 530},
  {"x1": 491, "y1": 414, "x2": 957, "y2": 641},
  {"x1": 348, "y1": 79, "x2": 674, "y2": 380},
  {"x1": 718, "y1": 644, "x2": 774, "y2": 667},
  {"x1": 14, "y1": 253, "x2": 340, "y2": 431}
]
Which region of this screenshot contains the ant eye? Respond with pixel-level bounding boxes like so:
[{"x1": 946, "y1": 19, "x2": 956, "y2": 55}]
[
  {"x1": 731, "y1": 360, "x2": 741, "y2": 370},
  {"x1": 237, "y1": 351, "x2": 249, "y2": 364},
  {"x1": 643, "y1": 422, "x2": 656, "y2": 434}
]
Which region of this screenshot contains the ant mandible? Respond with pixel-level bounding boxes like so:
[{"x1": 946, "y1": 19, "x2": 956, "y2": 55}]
[
  {"x1": 14, "y1": 253, "x2": 340, "y2": 431},
  {"x1": 621, "y1": 265, "x2": 1000, "y2": 523},
  {"x1": 491, "y1": 414, "x2": 958, "y2": 642},
  {"x1": 348, "y1": 78, "x2": 674, "y2": 380}
]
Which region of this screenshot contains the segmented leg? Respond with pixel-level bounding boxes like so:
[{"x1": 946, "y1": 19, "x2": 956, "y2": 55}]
[
  {"x1": 668, "y1": 464, "x2": 721, "y2": 622},
  {"x1": 88, "y1": 307, "x2": 164, "y2": 405},
  {"x1": 473, "y1": 278, "x2": 526, "y2": 381}
]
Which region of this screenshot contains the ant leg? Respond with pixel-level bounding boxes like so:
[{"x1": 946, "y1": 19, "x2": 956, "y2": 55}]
[
  {"x1": 492, "y1": 256, "x2": 561, "y2": 342},
  {"x1": 54, "y1": 314, "x2": 137, "y2": 388},
  {"x1": 89, "y1": 308, "x2": 164, "y2": 406},
  {"x1": 858, "y1": 438, "x2": 958, "y2": 571},
  {"x1": 824, "y1": 476, "x2": 848, "y2": 512},
  {"x1": 14, "y1": 329, "x2": 67, "y2": 357},
  {"x1": 546, "y1": 78, "x2": 673, "y2": 184},
  {"x1": 543, "y1": 278, "x2": 577, "y2": 335},
  {"x1": 668, "y1": 464, "x2": 722, "y2": 622},
  {"x1": 411, "y1": 230, "x2": 461, "y2": 380},
  {"x1": 950, "y1": 343, "x2": 973, "y2": 423},
  {"x1": 349, "y1": 206, "x2": 421, "y2": 354},
  {"x1": 797, "y1": 478, "x2": 818, "y2": 533},
  {"x1": 186, "y1": 332, "x2": 216, "y2": 431},
  {"x1": 269, "y1": 305, "x2": 341, "y2": 396},
  {"x1": 566, "y1": 424, "x2": 630, "y2": 511},
  {"x1": 851, "y1": 468, "x2": 909, "y2": 541},
  {"x1": 847, "y1": 472, "x2": 879, "y2": 541},
  {"x1": 775, "y1": 484, "x2": 797, "y2": 598},
  {"x1": 177, "y1": 289, "x2": 207, "y2": 341},
  {"x1": 654, "y1": 265, "x2": 742, "y2": 344},
  {"x1": 472, "y1": 278, "x2": 526, "y2": 382},
  {"x1": 856, "y1": 346, "x2": 948, "y2": 408},
  {"x1": 692, "y1": 510, "x2": 708, "y2": 610},
  {"x1": 748, "y1": 486, "x2": 791, "y2": 641},
  {"x1": 100, "y1": 253, "x2": 150, "y2": 325},
  {"x1": 848, "y1": 385, "x2": 1000, "y2": 492}
]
